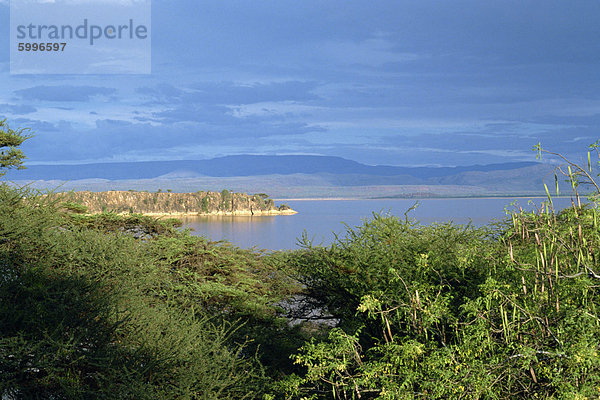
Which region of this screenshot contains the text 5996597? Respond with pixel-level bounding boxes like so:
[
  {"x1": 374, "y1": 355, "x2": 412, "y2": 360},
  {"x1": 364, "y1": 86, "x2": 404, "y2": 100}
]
[{"x1": 17, "y1": 42, "x2": 67, "y2": 51}]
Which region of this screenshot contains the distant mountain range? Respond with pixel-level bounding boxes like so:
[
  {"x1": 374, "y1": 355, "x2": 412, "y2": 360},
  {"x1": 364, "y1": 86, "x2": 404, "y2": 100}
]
[
  {"x1": 5, "y1": 155, "x2": 565, "y2": 198},
  {"x1": 6, "y1": 155, "x2": 540, "y2": 181}
]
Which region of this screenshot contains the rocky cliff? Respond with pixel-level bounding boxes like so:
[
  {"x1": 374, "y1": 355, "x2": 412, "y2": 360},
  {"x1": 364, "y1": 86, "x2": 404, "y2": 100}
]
[{"x1": 60, "y1": 190, "x2": 296, "y2": 216}]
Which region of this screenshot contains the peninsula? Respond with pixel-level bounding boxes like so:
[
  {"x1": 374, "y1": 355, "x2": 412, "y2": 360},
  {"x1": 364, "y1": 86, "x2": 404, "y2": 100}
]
[{"x1": 60, "y1": 190, "x2": 297, "y2": 216}]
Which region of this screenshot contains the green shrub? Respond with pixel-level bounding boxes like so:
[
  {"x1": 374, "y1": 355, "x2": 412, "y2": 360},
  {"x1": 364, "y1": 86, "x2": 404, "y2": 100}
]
[
  {"x1": 61, "y1": 200, "x2": 88, "y2": 214},
  {"x1": 278, "y1": 143, "x2": 600, "y2": 399},
  {"x1": 0, "y1": 185, "x2": 270, "y2": 399},
  {"x1": 200, "y1": 196, "x2": 210, "y2": 213}
]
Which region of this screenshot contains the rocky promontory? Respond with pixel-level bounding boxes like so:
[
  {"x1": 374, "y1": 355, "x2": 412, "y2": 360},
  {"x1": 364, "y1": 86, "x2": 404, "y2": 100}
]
[{"x1": 60, "y1": 190, "x2": 297, "y2": 216}]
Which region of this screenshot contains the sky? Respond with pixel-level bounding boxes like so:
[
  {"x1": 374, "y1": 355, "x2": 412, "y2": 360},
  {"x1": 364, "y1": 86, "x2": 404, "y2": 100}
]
[{"x1": 0, "y1": 0, "x2": 599, "y2": 167}]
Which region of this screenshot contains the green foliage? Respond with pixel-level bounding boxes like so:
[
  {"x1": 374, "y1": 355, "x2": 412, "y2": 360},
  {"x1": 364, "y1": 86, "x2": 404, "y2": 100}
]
[
  {"x1": 221, "y1": 189, "x2": 232, "y2": 211},
  {"x1": 285, "y1": 215, "x2": 489, "y2": 337},
  {"x1": 148, "y1": 233, "x2": 299, "y2": 318},
  {"x1": 200, "y1": 196, "x2": 210, "y2": 213},
  {"x1": 278, "y1": 203, "x2": 292, "y2": 211},
  {"x1": 280, "y1": 201, "x2": 600, "y2": 398},
  {"x1": 61, "y1": 200, "x2": 88, "y2": 214},
  {"x1": 0, "y1": 185, "x2": 272, "y2": 399},
  {"x1": 253, "y1": 194, "x2": 266, "y2": 209},
  {"x1": 534, "y1": 140, "x2": 600, "y2": 202},
  {"x1": 68, "y1": 212, "x2": 181, "y2": 238},
  {"x1": 0, "y1": 119, "x2": 32, "y2": 177},
  {"x1": 278, "y1": 144, "x2": 600, "y2": 399}
]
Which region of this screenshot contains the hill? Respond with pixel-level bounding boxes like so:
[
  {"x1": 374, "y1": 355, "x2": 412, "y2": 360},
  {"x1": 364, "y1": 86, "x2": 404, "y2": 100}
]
[
  {"x1": 5, "y1": 155, "x2": 564, "y2": 198},
  {"x1": 5, "y1": 155, "x2": 538, "y2": 181},
  {"x1": 61, "y1": 190, "x2": 296, "y2": 216}
]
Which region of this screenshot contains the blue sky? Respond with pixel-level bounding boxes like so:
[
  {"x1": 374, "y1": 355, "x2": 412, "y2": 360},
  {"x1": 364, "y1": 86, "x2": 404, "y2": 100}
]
[{"x1": 1, "y1": 0, "x2": 599, "y2": 167}]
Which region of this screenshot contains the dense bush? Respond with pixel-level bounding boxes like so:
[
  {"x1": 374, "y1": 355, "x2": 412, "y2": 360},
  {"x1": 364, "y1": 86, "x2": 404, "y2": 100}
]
[
  {"x1": 274, "y1": 144, "x2": 600, "y2": 399},
  {"x1": 274, "y1": 200, "x2": 600, "y2": 399},
  {"x1": 0, "y1": 185, "x2": 281, "y2": 399}
]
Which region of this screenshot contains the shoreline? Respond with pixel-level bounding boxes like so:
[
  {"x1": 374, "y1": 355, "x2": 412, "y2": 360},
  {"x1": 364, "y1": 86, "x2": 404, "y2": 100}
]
[
  {"x1": 91, "y1": 209, "x2": 298, "y2": 217},
  {"x1": 59, "y1": 190, "x2": 298, "y2": 217},
  {"x1": 274, "y1": 195, "x2": 555, "y2": 201}
]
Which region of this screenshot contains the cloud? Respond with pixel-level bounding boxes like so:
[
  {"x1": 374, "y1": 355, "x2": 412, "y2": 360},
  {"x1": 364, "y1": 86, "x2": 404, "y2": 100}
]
[
  {"x1": 13, "y1": 112, "x2": 326, "y2": 163},
  {"x1": 136, "y1": 81, "x2": 320, "y2": 106},
  {"x1": 316, "y1": 38, "x2": 422, "y2": 67},
  {"x1": 11, "y1": 117, "x2": 64, "y2": 132},
  {"x1": 376, "y1": 122, "x2": 597, "y2": 165},
  {"x1": 15, "y1": 86, "x2": 117, "y2": 102},
  {"x1": 228, "y1": 102, "x2": 323, "y2": 118},
  {"x1": 136, "y1": 84, "x2": 185, "y2": 103},
  {"x1": 189, "y1": 81, "x2": 321, "y2": 104},
  {"x1": 3, "y1": 1, "x2": 599, "y2": 168},
  {"x1": 150, "y1": 104, "x2": 236, "y2": 125},
  {"x1": 530, "y1": 113, "x2": 600, "y2": 127},
  {"x1": 0, "y1": 104, "x2": 37, "y2": 115},
  {"x1": 95, "y1": 119, "x2": 133, "y2": 129}
]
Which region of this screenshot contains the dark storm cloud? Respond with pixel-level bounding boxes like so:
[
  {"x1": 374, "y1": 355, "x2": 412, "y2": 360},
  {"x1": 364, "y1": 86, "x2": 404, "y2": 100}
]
[{"x1": 2, "y1": 0, "x2": 599, "y2": 165}]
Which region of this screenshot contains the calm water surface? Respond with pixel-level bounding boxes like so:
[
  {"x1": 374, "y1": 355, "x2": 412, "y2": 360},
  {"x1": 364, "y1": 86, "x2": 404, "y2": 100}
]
[{"x1": 179, "y1": 197, "x2": 574, "y2": 250}]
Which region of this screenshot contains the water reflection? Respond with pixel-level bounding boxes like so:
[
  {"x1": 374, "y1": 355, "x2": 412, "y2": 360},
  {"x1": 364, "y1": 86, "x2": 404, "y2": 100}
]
[{"x1": 179, "y1": 215, "x2": 280, "y2": 249}]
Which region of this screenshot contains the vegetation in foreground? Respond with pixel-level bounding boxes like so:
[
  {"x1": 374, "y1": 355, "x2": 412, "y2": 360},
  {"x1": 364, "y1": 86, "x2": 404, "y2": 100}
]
[{"x1": 1, "y1": 133, "x2": 600, "y2": 398}]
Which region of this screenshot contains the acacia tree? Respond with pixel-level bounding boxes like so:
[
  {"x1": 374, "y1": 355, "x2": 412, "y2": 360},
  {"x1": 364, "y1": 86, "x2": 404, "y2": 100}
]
[{"x1": 0, "y1": 119, "x2": 32, "y2": 177}]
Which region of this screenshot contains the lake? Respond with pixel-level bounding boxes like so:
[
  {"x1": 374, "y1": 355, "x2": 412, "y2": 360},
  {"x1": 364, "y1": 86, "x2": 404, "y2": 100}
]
[{"x1": 178, "y1": 197, "x2": 575, "y2": 251}]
